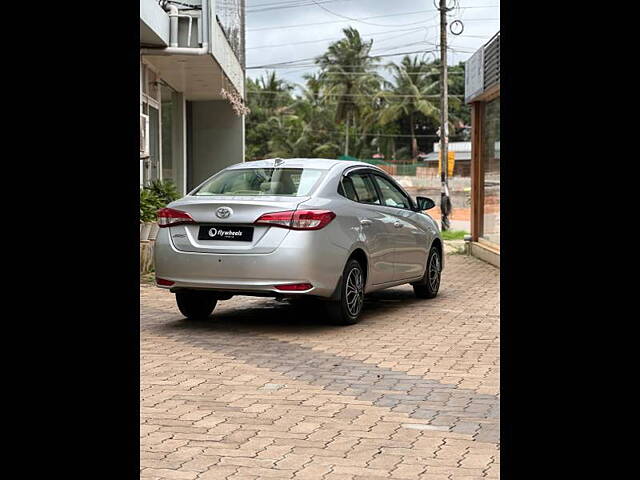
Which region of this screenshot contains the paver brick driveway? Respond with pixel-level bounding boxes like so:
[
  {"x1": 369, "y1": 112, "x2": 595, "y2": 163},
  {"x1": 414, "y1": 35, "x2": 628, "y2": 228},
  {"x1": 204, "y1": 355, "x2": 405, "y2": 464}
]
[{"x1": 140, "y1": 254, "x2": 500, "y2": 480}]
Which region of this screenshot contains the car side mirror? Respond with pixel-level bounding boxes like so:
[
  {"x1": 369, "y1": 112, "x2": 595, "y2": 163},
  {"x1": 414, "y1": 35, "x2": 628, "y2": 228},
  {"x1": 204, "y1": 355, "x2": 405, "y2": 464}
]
[{"x1": 416, "y1": 196, "x2": 436, "y2": 211}]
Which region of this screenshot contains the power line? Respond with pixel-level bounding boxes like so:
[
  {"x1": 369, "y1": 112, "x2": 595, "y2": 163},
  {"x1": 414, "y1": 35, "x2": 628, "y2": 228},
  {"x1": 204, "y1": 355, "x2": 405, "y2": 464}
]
[
  {"x1": 247, "y1": 9, "x2": 440, "y2": 31},
  {"x1": 247, "y1": 26, "x2": 426, "y2": 50},
  {"x1": 247, "y1": 46, "x2": 479, "y2": 69},
  {"x1": 309, "y1": 0, "x2": 441, "y2": 28},
  {"x1": 248, "y1": 90, "x2": 465, "y2": 98},
  {"x1": 248, "y1": 15, "x2": 498, "y2": 32},
  {"x1": 259, "y1": 128, "x2": 464, "y2": 139},
  {"x1": 247, "y1": 0, "x2": 364, "y2": 14},
  {"x1": 247, "y1": 50, "x2": 474, "y2": 69},
  {"x1": 245, "y1": 0, "x2": 496, "y2": 12},
  {"x1": 253, "y1": 70, "x2": 465, "y2": 76},
  {"x1": 247, "y1": 30, "x2": 487, "y2": 50}
]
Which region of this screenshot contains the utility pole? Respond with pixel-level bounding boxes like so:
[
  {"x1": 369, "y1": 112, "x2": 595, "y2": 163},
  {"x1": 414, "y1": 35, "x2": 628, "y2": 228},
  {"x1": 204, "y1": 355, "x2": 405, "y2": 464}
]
[
  {"x1": 438, "y1": 0, "x2": 451, "y2": 231},
  {"x1": 345, "y1": 112, "x2": 350, "y2": 157}
]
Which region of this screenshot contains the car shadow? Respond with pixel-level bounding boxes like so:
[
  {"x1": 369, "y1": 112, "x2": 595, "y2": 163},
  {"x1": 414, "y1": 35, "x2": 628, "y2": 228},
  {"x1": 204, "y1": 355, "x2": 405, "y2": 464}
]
[{"x1": 157, "y1": 286, "x2": 439, "y2": 336}]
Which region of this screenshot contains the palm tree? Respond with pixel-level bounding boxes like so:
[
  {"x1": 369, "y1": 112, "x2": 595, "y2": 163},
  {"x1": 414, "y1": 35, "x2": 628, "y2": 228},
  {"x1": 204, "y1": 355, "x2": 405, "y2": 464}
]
[
  {"x1": 316, "y1": 27, "x2": 382, "y2": 156},
  {"x1": 245, "y1": 72, "x2": 296, "y2": 160},
  {"x1": 255, "y1": 71, "x2": 295, "y2": 113},
  {"x1": 378, "y1": 56, "x2": 441, "y2": 159},
  {"x1": 266, "y1": 113, "x2": 340, "y2": 159}
]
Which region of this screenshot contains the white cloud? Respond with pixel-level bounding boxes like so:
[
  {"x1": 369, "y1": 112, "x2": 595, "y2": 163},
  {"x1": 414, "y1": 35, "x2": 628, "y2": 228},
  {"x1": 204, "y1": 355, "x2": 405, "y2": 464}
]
[{"x1": 245, "y1": 0, "x2": 500, "y2": 86}]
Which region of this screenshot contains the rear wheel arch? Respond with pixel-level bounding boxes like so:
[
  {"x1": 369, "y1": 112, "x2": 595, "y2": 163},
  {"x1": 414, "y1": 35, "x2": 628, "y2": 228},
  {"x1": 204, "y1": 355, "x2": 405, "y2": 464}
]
[
  {"x1": 329, "y1": 247, "x2": 369, "y2": 301},
  {"x1": 347, "y1": 248, "x2": 369, "y2": 286}
]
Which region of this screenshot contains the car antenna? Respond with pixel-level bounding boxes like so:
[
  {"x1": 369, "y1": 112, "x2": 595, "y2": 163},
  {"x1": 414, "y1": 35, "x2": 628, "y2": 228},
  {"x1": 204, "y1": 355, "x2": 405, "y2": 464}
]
[{"x1": 274, "y1": 157, "x2": 284, "y2": 167}]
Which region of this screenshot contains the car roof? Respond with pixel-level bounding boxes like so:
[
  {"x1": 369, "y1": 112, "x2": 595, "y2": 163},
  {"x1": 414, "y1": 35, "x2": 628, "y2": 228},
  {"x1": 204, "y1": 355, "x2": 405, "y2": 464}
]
[{"x1": 225, "y1": 158, "x2": 378, "y2": 171}]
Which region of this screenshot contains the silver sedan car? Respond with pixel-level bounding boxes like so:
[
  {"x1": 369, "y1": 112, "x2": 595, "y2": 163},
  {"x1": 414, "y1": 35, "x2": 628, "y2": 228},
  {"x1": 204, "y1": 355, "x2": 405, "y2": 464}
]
[{"x1": 154, "y1": 158, "x2": 443, "y2": 325}]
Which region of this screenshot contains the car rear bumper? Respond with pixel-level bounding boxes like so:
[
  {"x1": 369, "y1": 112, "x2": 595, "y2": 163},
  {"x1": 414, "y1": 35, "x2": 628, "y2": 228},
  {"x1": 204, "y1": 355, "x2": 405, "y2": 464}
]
[{"x1": 153, "y1": 227, "x2": 347, "y2": 298}]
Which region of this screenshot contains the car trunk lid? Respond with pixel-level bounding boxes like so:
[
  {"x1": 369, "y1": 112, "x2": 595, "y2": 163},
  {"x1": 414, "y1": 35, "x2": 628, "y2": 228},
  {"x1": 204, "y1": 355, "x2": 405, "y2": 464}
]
[{"x1": 167, "y1": 195, "x2": 308, "y2": 254}]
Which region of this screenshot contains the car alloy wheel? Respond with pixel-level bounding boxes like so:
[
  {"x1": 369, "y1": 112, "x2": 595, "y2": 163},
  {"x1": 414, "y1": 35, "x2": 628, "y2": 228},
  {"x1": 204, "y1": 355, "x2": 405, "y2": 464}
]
[
  {"x1": 428, "y1": 250, "x2": 441, "y2": 292},
  {"x1": 412, "y1": 245, "x2": 441, "y2": 299},
  {"x1": 345, "y1": 266, "x2": 364, "y2": 317},
  {"x1": 326, "y1": 258, "x2": 365, "y2": 325}
]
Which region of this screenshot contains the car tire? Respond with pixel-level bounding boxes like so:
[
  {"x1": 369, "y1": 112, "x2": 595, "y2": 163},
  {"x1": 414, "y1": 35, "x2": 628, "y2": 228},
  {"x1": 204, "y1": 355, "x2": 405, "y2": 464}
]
[
  {"x1": 413, "y1": 245, "x2": 441, "y2": 299},
  {"x1": 176, "y1": 291, "x2": 218, "y2": 320},
  {"x1": 325, "y1": 258, "x2": 365, "y2": 326}
]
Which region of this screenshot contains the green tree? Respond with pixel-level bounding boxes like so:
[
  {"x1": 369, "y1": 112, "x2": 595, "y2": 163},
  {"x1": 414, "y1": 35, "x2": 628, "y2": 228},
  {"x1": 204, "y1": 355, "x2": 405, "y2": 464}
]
[
  {"x1": 448, "y1": 62, "x2": 471, "y2": 140},
  {"x1": 245, "y1": 72, "x2": 295, "y2": 160},
  {"x1": 316, "y1": 27, "x2": 382, "y2": 156},
  {"x1": 377, "y1": 56, "x2": 441, "y2": 159}
]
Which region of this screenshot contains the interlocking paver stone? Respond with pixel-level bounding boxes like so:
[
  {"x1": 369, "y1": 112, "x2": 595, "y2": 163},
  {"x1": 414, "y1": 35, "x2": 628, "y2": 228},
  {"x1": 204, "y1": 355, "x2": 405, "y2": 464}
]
[{"x1": 141, "y1": 255, "x2": 499, "y2": 479}]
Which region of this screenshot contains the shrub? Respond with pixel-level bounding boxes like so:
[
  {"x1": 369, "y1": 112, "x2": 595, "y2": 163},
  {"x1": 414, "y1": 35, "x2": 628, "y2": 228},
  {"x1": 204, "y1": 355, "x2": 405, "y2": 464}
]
[
  {"x1": 140, "y1": 188, "x2": 162, "y2": 223},
  {"x1": 147, "y1": 180, "x2": 181, "y2": 206},
  {"x1": 140, "y1": 180, "x2": 182, "y2": 223}
]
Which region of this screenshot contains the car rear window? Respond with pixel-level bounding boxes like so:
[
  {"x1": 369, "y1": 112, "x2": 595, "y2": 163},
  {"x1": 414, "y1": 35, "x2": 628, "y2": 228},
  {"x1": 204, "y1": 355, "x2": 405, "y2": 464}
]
[{"x1": 193, "y1": 168, "x2": 326, "y2": 196}]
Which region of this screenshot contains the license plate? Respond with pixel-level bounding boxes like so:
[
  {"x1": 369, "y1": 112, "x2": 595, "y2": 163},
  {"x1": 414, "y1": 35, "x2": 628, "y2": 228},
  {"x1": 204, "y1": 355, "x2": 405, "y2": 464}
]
[{"x1": 198, "y1": 225, "x2": 254, "y2": 242}]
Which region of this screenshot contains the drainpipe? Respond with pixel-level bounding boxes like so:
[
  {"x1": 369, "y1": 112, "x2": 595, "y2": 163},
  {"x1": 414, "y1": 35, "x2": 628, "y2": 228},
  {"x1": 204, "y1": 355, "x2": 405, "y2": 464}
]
[
  {"x1": 168, "y1": 4, "x2": 179, "y2": 47},
  {"x1": 141, "y1": 0, "x2": 210, "y2": 56}
]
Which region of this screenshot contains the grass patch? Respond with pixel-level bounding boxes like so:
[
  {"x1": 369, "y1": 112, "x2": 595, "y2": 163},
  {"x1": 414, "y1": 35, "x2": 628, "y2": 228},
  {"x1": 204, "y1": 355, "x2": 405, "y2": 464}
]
[
  {"x1": 140, "y1": 272, "x2": 155, "y2": 284},
  {"x1": 440, "y1": 230, "x2": 468, "y2": 241}
]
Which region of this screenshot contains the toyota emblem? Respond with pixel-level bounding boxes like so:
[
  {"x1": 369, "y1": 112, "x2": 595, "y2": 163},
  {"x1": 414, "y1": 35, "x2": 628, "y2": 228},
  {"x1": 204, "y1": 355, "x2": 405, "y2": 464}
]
[{"x1": 216, "y1": 207, "x2": 232, "y2": 219}]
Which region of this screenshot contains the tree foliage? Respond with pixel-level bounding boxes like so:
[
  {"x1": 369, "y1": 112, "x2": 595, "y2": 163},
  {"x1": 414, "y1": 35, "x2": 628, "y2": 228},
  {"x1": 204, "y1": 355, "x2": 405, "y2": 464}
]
[{"x1": 245, "y1": 27, "x2": 471, "y2": 162}]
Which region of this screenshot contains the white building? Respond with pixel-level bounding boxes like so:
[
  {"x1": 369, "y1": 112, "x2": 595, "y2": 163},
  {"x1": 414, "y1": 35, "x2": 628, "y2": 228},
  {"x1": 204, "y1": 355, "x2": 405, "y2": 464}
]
[{"x1": 140, "y1": 0, "x2": 245, "y2": 195}]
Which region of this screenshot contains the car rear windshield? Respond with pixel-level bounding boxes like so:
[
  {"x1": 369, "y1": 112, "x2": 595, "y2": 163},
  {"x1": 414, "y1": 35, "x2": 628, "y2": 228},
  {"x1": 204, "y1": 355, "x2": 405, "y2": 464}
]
[{"x1": 193, "y1": 168, "x2": 327, "y2": 196}]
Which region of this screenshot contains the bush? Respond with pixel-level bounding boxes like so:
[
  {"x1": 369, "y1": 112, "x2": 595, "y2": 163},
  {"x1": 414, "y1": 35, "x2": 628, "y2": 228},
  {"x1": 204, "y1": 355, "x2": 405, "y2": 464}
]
[
  {"x1": 147, "y1": 180, "x2": 181, "y2": 206},
  {"x1": 140, "y1": 180, "x2": 180, "y2": 223},
  {"x1": 140, "y1": 189, "x2": 162, "y2": 222}
]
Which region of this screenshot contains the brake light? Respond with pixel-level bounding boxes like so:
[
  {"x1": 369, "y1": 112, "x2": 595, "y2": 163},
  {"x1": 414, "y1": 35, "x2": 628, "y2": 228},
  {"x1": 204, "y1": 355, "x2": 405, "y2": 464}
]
[
  {"x1": 254, "y1": 210, "x2": 336, "y2": 230},
  {"x1": 275, "y1": 283, "x2": 313, "y2": 291},
  {"x1": 253, "y1": 210, "x2": 294, "y2": 228},
  {"x1": 156, "y1": 277, "x2": 174, "y2": 286},
  {"x1": 157, "y1": 208, "x2": 196, "y2": 227}
]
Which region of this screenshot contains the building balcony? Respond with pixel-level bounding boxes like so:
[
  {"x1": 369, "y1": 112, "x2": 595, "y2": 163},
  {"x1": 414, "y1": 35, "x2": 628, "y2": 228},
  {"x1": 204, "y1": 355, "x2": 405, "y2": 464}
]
[{"x1": 140, "y1": 0, "x2": 244, "y2": 100}]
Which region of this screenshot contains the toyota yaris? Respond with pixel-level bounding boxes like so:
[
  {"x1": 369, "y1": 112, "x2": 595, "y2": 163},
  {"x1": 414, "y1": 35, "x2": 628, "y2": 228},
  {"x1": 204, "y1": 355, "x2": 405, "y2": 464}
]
[{"x1": 154, "y1": 158, "x2": 443, "y2": 325}]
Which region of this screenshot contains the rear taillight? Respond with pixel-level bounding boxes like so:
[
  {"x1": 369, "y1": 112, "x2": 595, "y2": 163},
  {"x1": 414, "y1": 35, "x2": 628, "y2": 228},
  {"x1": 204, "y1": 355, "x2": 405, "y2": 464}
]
[
  {"x1": 254, "y1": 210, "x2": 336, "y2": 230},
  {"x1": 253, "y1": 210, "x2": 294, "y2": 228},
  {"x1": 156, "y1": 277, "x2": 174, "y2": 286},
  {"x1": 157, "y1": 208, "x2": 196, "y2": 227}
]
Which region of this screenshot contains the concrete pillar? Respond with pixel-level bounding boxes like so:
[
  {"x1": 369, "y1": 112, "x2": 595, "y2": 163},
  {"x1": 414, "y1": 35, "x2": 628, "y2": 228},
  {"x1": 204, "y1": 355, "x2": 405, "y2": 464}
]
[{"x1": 171, "y1": 92, "x2": 187, "y2": 195}]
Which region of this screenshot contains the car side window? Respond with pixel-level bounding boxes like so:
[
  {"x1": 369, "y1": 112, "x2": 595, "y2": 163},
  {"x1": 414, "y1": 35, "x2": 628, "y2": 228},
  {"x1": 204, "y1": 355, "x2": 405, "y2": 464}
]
[
  {"x1": 349, "y1": 173, "x2": 381, "y2": 205},
  {"x1": 373, "y1": 175, "x2": 412, "y2": 209},
  {"x1": 339, "y1": 176, "x2": 359, "y2": 202}
]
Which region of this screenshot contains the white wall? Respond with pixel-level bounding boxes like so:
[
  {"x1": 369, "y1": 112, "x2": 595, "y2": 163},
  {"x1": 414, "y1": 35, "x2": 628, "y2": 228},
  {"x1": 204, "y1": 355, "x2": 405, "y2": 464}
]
[{"x1": 187, "y1": 100, "x2": 244, "y2": 190}]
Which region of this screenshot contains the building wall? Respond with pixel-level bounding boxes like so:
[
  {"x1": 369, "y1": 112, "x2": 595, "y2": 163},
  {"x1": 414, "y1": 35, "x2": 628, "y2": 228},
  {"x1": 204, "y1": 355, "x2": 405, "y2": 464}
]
[
  {"x1": 466, "y1": 32, "x2": 500, "y2": 263},
  {"x1": 140, "y1": 0, "x2": 170, "y2": 46},
  {"x1": 140, "y1": 1, "x2": 247, "y2": 195},
  {"x1": 212, "y1": 16, "x2": 245, "y2": 97},
  {"x1": 187, "y1": 100, "x2": 244, "y2": 190}
]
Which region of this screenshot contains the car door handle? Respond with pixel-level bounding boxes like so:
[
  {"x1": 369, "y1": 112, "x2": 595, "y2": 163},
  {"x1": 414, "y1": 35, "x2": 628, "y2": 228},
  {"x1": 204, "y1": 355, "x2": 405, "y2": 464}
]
[
  {"x1": 394, "y1": 221, "x2": 403, "y2": 228},
  {"x1": 360, "y1": 219, "x2": 372, "y2": 226}
]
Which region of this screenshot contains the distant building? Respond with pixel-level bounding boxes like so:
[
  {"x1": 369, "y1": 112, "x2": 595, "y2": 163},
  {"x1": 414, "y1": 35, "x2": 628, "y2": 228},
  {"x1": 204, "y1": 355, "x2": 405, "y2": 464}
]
[
  {"x1": 421, "y1": 142, "x2": 472, "y2": 177},
  {"x1": 140, "y1": 0, "x2": 246, "y2": 195},
  {"x1": 465, "y1": 31, "x2": 500, "y2": 267}
]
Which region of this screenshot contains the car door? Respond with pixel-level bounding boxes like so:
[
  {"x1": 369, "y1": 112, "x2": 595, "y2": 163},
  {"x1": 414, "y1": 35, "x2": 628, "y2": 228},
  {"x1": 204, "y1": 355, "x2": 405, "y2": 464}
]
[
  {"x1": 342, "y1": 171, "x2": 396, "y2": 285},
  {"x1": 371, "y1": 173, "x2": 430, "y2": 281}
]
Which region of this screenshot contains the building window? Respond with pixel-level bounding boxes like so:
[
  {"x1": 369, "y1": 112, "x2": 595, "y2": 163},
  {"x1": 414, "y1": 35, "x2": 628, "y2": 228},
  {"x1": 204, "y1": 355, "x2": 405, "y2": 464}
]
[
  {"x1": 481, "y1": 97, "x2": 500, "y2": 245},
  {"x1": 141, "y1": 62, "x2": 162, "y2": 186}
]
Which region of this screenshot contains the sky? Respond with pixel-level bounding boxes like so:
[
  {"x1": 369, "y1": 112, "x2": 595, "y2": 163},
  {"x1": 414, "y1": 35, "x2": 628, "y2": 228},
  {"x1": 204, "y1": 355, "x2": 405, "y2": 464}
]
[{"x1": 244, "y1": 0, "x2": 500, "y2": 90}]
